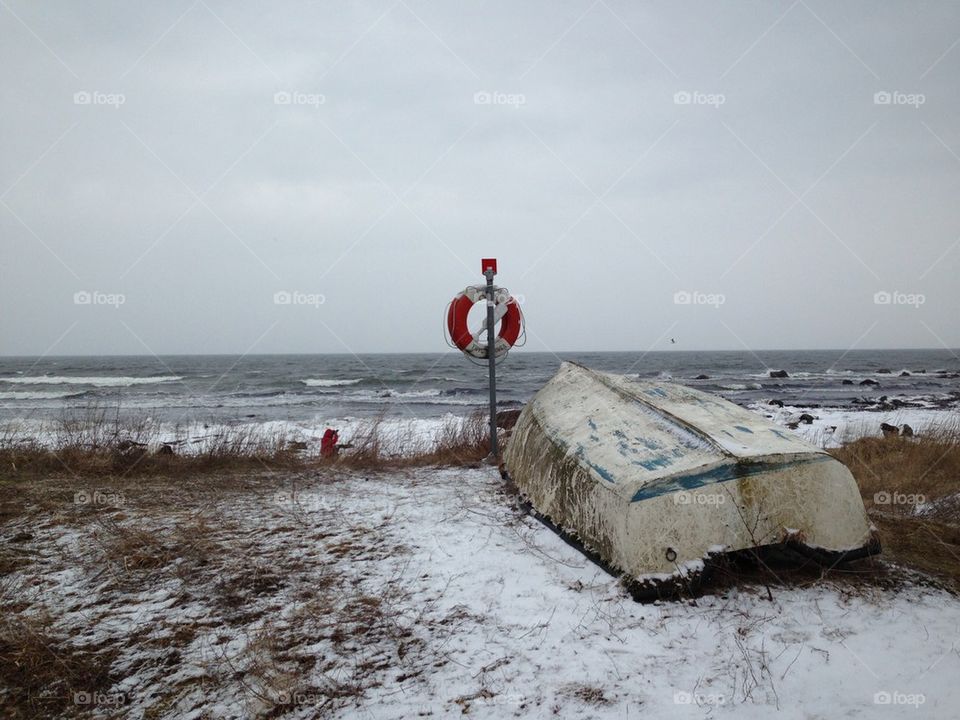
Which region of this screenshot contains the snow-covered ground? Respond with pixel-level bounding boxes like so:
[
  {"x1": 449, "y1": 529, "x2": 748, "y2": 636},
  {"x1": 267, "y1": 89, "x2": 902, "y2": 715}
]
[
  {"x1": 6, "y1": 467, "x2": 958, "y2": 719},
  {"x1": 747, "y1": 403, "x2": 960, "y2": 448}
]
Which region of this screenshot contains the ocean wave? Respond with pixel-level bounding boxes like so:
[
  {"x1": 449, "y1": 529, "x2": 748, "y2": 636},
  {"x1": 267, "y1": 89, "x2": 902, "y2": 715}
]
[
  {"x1": 373, "y1": 389, "x2": 443, "y2": 399},
  {"x1": 0, "y1": 375, "x2": 183, "y2": 387},
  {"x1": 0, "y1": 390, "x2": 83, "y2": 400},
  {"x1": 227, "y1": 389, "x2": 289, "y2": 399},
  {"x1": 302, "y1": 378, "x2": 363, "y2": 387},
  {"x1": 343, "y1": 388, "x2": 484, "y2": 406}
]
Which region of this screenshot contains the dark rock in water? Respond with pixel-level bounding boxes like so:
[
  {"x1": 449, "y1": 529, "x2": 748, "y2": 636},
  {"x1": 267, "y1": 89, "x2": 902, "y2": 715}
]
[
  {"x1": 156, "y1": 444, "x2": 175, "y2": 456},
  {"x1": 769, "y1": 370, "x2": 789, "y2": 378},
  {"x1": 878, "y1": 396, "x2": 888, "y2": 403},
  {"x1": 245, "y1": 414, "x2": 256, "y2": 418},
  {"x1": 880, "y1": 422, "x2": 899, "y2": 437},
  {"x1": 860, "y1": 378, "x2": 879, "y2": 386},
  {"x1": 877, "y1": 368, "x2": 892, "y2": 374},
  {"x1": 899, "y1": 371, "x2": 911, "y2": 377},
  {"x1": 914, "y1": 369, "x2": 926, "y2": 374},
  {"x1": 901, "y1": 424, "x2": 914, "y2": 437},
  {"x1": 798, "y1": 413, "x2": 814, "y2": 425},
  {"x1": 841, "y1": 379, "x2": 854, "y2": 385},
  {"x1": 496, "y1": 408, "x2": 523, "y2": 431},
  {"x1": 693, "y1": 374, "x2": 710, "y2": 380},
  {"x1": 768, "y1": 399, "x2": 784, "y2": 407},
  {"x1": 442, "y1": 387, "x2": 482, "y2": 396},
  {"x1": 786, "y1": 422, "x2": 799, "y2": 430}
]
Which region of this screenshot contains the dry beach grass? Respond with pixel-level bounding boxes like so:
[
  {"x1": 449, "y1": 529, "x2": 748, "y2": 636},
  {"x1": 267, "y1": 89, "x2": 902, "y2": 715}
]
[
  {"x1": 0, "y1": 406, "x2": 491, "y2": 478},
  {"x1": 832, "y1": 428, "x2": 960, "y2": 591},
  {"x1": 0, "y1": 410, "x2": 494, "y2": 718},
  {"x1": 0, "y1": 469, "x2": 489, "y2": 719}
]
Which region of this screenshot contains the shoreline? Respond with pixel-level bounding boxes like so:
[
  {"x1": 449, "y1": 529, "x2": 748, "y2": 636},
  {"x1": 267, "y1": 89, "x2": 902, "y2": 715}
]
[{"x1": 2, "y1": 391, "x2": 959, "y2": 454}]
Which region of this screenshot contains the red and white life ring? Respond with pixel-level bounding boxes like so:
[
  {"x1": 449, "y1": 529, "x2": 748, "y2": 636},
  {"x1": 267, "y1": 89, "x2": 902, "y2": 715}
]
[{"x1": 447, "y1": 285, "x2": 522, "y2": 359}]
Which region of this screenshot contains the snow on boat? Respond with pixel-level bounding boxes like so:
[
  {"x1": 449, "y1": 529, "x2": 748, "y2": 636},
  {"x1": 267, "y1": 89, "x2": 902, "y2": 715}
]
[{"x1": 503, "y1": 363, "x2": 879, "y2": 597}]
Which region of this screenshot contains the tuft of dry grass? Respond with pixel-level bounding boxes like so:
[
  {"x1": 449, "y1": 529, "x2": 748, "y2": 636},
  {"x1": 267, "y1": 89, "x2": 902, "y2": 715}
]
[
  {"x1": 832, "y1": 430, "x2": 960, "y2": 592},
  {"x1": 832, "y1": 430, "x2": 960, "y2": 519},
  {"x1": 330, "y1": 410, "x2": 492, "y2": 470},
  {"x1": 0, "y1": 610, "x2": 120, "y2": 719}
]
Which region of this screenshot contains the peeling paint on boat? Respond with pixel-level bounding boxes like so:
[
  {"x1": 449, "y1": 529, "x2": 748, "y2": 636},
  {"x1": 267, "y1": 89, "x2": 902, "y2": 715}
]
[{"x1": 503, "y1": 362, "x2": 875, "y2": 579}]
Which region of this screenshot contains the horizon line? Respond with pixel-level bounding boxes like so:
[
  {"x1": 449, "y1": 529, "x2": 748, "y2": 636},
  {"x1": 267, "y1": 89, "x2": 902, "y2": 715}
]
[{"x1": 0, "y1": 347, "x2": 957, "y2": 359}]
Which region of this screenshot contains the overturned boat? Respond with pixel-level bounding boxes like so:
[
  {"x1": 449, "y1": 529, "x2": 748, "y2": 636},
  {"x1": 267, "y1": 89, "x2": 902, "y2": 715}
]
[{"x1": 503, "y1": 363, "x2": 878, "y2": 597}]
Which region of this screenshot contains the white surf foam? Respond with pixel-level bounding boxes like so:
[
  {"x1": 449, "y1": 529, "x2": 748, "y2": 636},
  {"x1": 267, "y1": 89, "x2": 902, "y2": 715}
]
[
  {"x1": 0, "y1": 375, "x2": 183, "y2": 387},
  {"x1": 302, "y1": 378, "x2": 363, "y2": 387},
  {"x1": 0, "y1": 391, "x2": 80, "y2": 400}
]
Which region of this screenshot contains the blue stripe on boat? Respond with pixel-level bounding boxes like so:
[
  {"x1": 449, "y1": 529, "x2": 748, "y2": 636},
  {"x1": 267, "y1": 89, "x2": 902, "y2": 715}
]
[{"x1": 629, "y1": 454, "x2": 832, "y2": 502}]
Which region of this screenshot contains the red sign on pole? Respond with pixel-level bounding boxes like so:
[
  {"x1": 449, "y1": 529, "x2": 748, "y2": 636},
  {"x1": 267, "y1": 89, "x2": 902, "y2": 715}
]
[{"x1": 481, "y1": 258, "x2": 497, "y2": 275}]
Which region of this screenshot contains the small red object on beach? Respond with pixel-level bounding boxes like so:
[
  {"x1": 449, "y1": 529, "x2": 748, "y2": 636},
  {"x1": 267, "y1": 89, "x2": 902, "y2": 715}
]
[
  {"x1": 481, "y1": 258, "x2": 497, "y2": 275},
  {"x1": 321, "y1": 428, "x2": 339, "y2": 458}
]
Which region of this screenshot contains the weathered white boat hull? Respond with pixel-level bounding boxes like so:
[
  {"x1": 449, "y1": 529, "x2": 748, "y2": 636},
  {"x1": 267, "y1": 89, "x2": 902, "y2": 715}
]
[{"x1": 503, "y1": 363, "x2": 877, "y2": 586}]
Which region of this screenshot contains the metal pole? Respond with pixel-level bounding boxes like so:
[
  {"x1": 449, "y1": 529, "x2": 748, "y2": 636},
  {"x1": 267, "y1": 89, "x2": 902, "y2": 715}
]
[{"x1": 484, "y1": 269, "x2": 498, "y2": 460}]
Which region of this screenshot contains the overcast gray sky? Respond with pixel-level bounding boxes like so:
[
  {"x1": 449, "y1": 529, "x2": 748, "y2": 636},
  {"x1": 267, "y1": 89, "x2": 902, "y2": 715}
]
[{"x1": 2, "y1": 0, "x2": 958, "y2": 355}]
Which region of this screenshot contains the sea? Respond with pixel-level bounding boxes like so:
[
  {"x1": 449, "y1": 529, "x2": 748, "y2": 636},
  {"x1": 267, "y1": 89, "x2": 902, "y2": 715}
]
[{"x1": 1, "y1": 350, "x2": 958, "y2": 432}]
